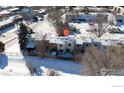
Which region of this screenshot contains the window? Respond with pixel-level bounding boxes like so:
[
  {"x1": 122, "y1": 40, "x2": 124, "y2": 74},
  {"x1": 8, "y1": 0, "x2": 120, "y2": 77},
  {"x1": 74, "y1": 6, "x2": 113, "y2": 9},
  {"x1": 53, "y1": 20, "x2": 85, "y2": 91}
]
[
  {"x1": 51, "y1": 48, "x2": 57, "y2": 51},
  {"x1": 118, "y1": 8, "x2": 121, "y2": 13},
  {"x1": 85, "y1": 44, "x2": 89, "y2": 47},
  {"x1": 65, "y1": 38, "x2": 68, "y2": 40},
  {"x1": 117, "y1": 43, "x2": 122, "y2": 45},
  {"x1": 104, "y1": 46, "x2": 107, "y2": 50},
  {"x1": 59, "y1": 44, "x2": 63, "y2": 47},
  {"x1": 82, "y1": 49, "x2": 84, "y2": 53},
  {"x1": 117, "y1": 19, "x2": 123, "y2": 23},
  {"x1": 114, "y1": 7, "x2": 117, "y2": 11},
  {"x1": 66, "y1": 49, "x2": 70, "y2": 53},
  {"x1": 94, "y1": 44, "x2": 98, "y2": 46},
  {"x1": 68, "y1": 44, "x2": 71, "y2": 46},
  {"x1": 59, "y1": 49, "x2": 63, "y2": 52},
  {"x1": 80, "y1": 19, "x2": 87, "y2": 22},
  {"x1": 77, "y1": 45, "x2": 80, "y2": 47}
]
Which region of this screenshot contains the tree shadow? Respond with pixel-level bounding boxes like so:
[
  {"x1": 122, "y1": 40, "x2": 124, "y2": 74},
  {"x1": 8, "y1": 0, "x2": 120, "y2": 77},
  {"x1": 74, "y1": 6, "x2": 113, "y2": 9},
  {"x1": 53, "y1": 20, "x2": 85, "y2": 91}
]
[{"x1": 0, "y1": 53, "x2": 8, "y2": 69}]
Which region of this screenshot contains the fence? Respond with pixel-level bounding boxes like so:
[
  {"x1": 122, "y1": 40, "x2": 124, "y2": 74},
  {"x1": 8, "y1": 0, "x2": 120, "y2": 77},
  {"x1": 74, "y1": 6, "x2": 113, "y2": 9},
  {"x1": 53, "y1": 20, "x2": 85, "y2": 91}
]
[
  {"x1": 3, "y1": 52, "x2": 39, "y2": 62},
  {"x1": 3, "y1": 52, "x2": 74, "y2": 61},
  {"x1": 4, "y1": 52, "x2": 28, "y2": 57}
]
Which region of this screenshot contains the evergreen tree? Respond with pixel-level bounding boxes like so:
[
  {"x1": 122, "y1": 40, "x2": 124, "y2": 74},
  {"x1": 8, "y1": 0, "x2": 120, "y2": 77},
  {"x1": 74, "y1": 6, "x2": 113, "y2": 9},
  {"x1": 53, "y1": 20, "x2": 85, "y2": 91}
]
[
  {"x1": 0, "y1": 41, "x2": 5, "y2": 53},
  {"x1": 18, "y1": 23, "x2": 31, "y2": 50}
]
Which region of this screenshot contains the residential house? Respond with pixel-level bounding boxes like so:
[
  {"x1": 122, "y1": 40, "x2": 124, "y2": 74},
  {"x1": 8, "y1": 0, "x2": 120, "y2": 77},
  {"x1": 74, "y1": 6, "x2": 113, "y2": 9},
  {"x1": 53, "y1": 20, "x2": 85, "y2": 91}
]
[
  {"x1": 48, "y1": 36, "x2": 75, "y2": 54},
  {"x1": 112, "y1": 6, "x2": 124, "y2": 15}
]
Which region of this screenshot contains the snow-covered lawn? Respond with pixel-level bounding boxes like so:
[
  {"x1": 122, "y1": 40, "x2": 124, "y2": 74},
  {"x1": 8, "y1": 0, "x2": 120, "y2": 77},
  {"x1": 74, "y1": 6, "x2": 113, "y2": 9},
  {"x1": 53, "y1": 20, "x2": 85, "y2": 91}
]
[
  {"x1": 0, "y1": 42, "x2": 29, "y2": 76},
  {"x1": 0, "y1": 61, "x2": 30, "y2": 76},
  {"x1": 5, "y1": 41, "x2": 22, "y2": 53},
  {"x1": 8, "y1": 56, "x2": 83, "y2": 75}
]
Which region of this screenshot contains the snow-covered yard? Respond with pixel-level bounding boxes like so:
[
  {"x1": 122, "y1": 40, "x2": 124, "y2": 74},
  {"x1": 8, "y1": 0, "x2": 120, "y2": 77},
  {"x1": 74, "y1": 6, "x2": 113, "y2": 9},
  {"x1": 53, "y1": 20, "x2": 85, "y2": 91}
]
[
  {"x1": 1, "y1": 40, "x2": 83, "y2": 76},
  {"x1": 0, "y1": 61, "x2": 30, "y2": 76},
  {"x1": 5, "y1": 41, "x2": 22, "y2": 53},
  {"x1": 28, "y1": 19, "x2": 57, "y2": 39},
  {"x1": 8, "y1": 56, "x2": 83, "y2": 75}
]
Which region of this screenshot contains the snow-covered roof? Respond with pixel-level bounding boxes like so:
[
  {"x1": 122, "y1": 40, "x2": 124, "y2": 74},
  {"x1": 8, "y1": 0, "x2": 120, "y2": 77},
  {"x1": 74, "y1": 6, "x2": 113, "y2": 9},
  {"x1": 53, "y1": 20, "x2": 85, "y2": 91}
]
[
  {"x1": 101, "y1": 39, "x2": 124, "y2": 46},
  {"x1": 1, "y1": 25, "x2": 18, "y2": 34},
  {"x1": 75, "y1": 37, "x2": 93, "y2": 44},
  {"x1": 21, "y1": 7, "x2": 32, "y2": 13},
  {"x1": 75, "y1": 36, "x2": 124, "y2": 46},
  {"x1": 49, "y1": 36, "x2": 75, "y2": 44},
  {"x1": 0, "y1": 16, "x2": 14, "y2": 27},
  {"x1": 38, "y1": 9, "x2": 46, "y2": 14},
  {"x1": 8, "y1": 7, "x2": 19, "y2": 12},
  {"x1": 0, "y1": 15, "x2": 22, "y2": 28},
  {"x1": 69, "y1": 23, "x2": 90, "y2": 31},
  {"x1": 55, "y1": 38, "x2": 65, "y2": 44},
  {"x1": 75, "y1": 39, "x2": 83, "y2": 44},
  {"x1": 75, "y1": 14, "x2": 96, "y2": 21},
  {"x1": 49, "y1": 37, "x2": 65, "y2": 44},
  {"x1": 0, "y1": 10, "x2": 10, "y2": 15},
  {"x1": 0, "y1": 6, "x2": 9, "y2": 9}
]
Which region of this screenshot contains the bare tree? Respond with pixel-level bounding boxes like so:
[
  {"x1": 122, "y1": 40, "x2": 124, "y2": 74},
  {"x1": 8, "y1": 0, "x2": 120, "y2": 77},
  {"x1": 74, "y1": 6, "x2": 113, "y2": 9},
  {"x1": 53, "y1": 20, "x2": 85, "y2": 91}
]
[
  {"x1": 25, "y1": 62, "x2": 35, "y2": 76},
  {"x1": 47, "y1": 7, "x2": 69, "y2": 36},
  {"x1": 81, "y1": 46, "x2": 124, "y2": 76},
  {"x1": 89, "y1": 12, "x2": 109, "y2": 37},
  {"x1": 47, "y1": 7, "x2": 80, "y2": 36},
  {"x1": 107, "y1": 12, "x2": 117, "y2": 25},
  {"x1": 47, "y1": 69, "x2": 60, "y2": 76},
  {"x1": 65, "y1": 6, "x2": 79, "y2": 22},
  {"x1": 81, "y1": 47, "x2": 103, "y2": 75},
  {"x1": 83, "y1": 7, "x2": 90, "y2": 14},
  {"x1": 106, "y1": 46, "x2": 124, "y2": 71},
  {"x1": 74, "y1": 54, "x2": 82, "y2": 63},
  {"x1": 36, "y1": 34, "x2": 49, "y2": 58}
]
